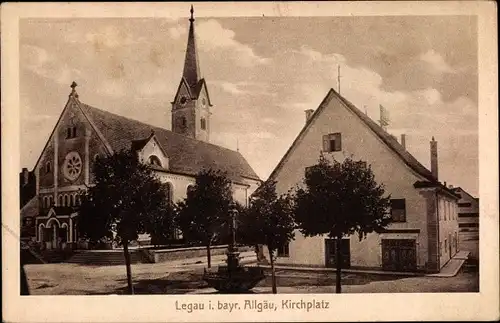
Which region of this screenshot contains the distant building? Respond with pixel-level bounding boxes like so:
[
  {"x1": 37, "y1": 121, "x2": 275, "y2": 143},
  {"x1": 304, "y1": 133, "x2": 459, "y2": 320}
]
[
  {"x1": 20, "y1": 7, "x2": 261, "y2": 250},
  {"x1": 452, "y1": 187, "x2": 479, "y2": 260},
  {"x1": 267, "y1": 89, "x2": 460, "y2": 273},
  {"x1": 19, "y1": 168, "x2": 36, "y2": 241}
]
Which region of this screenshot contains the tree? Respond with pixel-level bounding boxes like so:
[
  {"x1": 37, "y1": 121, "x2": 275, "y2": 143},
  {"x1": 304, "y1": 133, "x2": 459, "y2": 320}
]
[
  {"x1": 176, "y1": 169, "x2": 233, "y2": 268},
  {"x1": 147, "y1": 202, "x2": 177, "y2": 247},
  {"x1": 293, "y1": 154, "x2": 391, "y2": 293},
  {"x1": 78, "y1": 150, "x2": 174, "y2": 294},
  {"x1": 239, "y1": 180, "x2": 295, "y2": 294}
]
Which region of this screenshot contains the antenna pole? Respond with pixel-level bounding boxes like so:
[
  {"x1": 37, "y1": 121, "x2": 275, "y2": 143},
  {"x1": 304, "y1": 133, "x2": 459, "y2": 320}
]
[{"x1": 337, "y1": 65, "x2": 341, "y2": 94}]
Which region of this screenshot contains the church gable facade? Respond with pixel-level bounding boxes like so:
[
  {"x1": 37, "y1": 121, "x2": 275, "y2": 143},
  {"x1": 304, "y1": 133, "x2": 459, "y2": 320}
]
[
  {"x1": 22, "y1": 7, "x2": 261, "y2": 251},
  {"x1": 269, "y1": 89, "x2": 459, "y2": 273}
]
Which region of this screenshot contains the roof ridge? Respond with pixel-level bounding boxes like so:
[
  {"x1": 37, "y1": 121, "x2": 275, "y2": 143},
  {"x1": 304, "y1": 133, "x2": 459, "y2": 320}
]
[
  {"x1": 80, "y1": 103, "x2": 249, "y2": 161},
  {"x1": 330, "y1": 89, "x2": 436, "y2": 182}
]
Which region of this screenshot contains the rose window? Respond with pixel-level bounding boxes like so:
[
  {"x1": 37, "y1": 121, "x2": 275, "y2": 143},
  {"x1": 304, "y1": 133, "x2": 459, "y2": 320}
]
[{"x1": 63, "y1": 151, "x2": 82, "y2": 181}]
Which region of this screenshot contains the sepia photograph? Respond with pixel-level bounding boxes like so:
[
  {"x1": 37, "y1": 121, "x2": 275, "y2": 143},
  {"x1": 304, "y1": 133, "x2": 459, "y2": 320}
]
[{"x1": 2, "y1": 1, "x2": 498, "y2": 322}]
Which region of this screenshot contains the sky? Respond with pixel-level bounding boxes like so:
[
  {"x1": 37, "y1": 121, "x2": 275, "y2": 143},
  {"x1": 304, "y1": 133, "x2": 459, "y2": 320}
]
[{"x1": 19, "y1": 12, "x2": 478, "y2": 196}]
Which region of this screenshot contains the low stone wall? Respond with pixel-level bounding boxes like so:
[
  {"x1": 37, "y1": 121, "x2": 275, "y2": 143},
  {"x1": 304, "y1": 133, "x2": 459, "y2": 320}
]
[{"x1": 152, "y1": 245, "x2": 252, "y2": 263}]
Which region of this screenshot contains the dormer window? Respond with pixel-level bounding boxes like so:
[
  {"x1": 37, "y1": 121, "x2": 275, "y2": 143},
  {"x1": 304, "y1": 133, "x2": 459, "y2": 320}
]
[
  {"x1": 148, "y1": 155, "x2": 162, "y2": 167},
  {"x1": 322, "y1": 133, "x2": 342, "y2": 152}
]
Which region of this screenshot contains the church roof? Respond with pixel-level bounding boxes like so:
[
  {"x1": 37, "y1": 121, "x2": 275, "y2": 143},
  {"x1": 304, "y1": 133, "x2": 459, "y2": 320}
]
[
  {"x1": 268, "y1": 88, "x2": 439, "y2": 184},
  {"x1": 79, "y1": 103, "x2": 260, "y2": 183}
]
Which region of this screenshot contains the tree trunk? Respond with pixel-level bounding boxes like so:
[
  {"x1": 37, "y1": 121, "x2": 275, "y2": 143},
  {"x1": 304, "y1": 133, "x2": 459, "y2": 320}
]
[
  {"x1": 123, "y1": 240, "x2": 134, "y2": 295},
  {"x1": 268, "y1": 247, "x2": 277, "y2": 294},
  {"x1": 335, "y1": 235, "x2": 342, "y2": 294},
  {"x1": 206, "y1": 242, "x2": 212, "y2": 268}
]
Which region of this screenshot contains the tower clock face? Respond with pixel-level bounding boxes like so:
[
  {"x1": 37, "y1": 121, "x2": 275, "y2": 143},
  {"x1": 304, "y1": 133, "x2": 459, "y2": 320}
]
[{"x1": 62, "y1": 151, "x2": 82, "y2": 181}]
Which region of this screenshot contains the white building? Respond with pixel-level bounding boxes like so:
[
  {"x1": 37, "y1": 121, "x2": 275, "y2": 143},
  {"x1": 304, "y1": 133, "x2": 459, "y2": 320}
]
[{"x1": 266, "y1": 89, "x2": 460, "y2": 273}]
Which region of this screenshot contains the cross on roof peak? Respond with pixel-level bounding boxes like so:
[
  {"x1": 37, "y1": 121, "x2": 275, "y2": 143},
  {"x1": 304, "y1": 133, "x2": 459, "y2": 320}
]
[{"x1": 69, "y1": 81, "x2": 79, "y2": 98}]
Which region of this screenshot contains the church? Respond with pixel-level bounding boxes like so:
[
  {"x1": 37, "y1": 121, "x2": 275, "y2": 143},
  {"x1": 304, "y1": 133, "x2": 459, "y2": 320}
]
[{"x1": 20, "y1": 7, "x2": 261, "y2": 250}]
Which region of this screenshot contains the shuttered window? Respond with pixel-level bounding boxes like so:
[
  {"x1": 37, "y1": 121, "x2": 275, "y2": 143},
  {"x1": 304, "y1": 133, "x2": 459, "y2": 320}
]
[{"x1": 322, "y1": 133, "x2": 342, "y2": 152}]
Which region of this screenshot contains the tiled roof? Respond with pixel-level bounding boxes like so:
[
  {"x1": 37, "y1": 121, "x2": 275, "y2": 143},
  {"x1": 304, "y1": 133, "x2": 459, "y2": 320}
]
[
  {"x1": 268, "y1": 88, "x2": 438, "y2": 184},
  {"x1": 335, "y1": 91, "x2": 437, "y2": 182},
  {"x1": 79, "y1": 103, "x2": 260, "y2": 182}
]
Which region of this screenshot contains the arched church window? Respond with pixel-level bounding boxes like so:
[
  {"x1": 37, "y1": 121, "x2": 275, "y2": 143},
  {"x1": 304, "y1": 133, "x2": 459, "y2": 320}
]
[
  {"x1": 72, "y1": 126, "x2": 77, "y2": 138},
  {"x1": 200, "y1": 118, "x2": 206, "y2": 130},
  {"x1": 187, "y1": 185, "x2": 195, "y2": 199},
  {"x1": 58, "y1": 195, "x2": 63, "y2": 206},
  {"x1": 48, "y1": 196, "x2": 53, "y2": 207},
  {"x1": 64, "y1": 194, "x2": 69, "y2": 207},
  {"x1": 70, "y1": 194, "x2": 75, "y2": 207},
  {"x1": 165, "y1": 182, "x2": 173, "y2": 204},
  {"x1": 45, "y1": 162, "x2": 51, "y2": 174},
  {"x1": 148, "y1": 155, "x2": 162, "y2": 167}
]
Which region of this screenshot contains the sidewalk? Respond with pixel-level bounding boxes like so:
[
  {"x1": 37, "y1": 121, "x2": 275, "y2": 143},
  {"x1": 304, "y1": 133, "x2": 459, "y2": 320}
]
[
  {"x1": 260, "y1": 264, "x2": 420, "y2": 276},
  {"x1": 427, "y1": 250, "x2": 471, "y2": 277}
]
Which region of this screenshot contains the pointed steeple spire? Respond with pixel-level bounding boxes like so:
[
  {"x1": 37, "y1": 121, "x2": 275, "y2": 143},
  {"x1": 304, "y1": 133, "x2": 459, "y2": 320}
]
[{"x1": 182, "y1": 5, "x2": 201, "y2": 90}]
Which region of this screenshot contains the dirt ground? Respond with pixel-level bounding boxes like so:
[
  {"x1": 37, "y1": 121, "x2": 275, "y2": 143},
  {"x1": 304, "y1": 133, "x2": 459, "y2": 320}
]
[{"x1": 24, "y1": 262, "x2": 479, "y2": 295}]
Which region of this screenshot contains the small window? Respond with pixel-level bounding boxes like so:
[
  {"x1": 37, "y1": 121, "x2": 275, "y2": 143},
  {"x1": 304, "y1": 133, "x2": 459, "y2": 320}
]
[
  {"x1": 458, "y1": 202, "x2": 472, "y2": 207},
  {"x1": 322, "y1": 133, "x2": 342, "y2": 152},
  {"x1": 444, "y1": 239, "x2": 448, "y2": 251},
  {"x1": 45, "y1": 162, "x2": 52, "y2": 174},
  {"x1": 58, "y1": 195, "x2": 63, "y2": 206},
  {"x1": 200, "y1": 118, "x2": 206, "y2": 130},
  {"x1": 66, "y1": 127, "x2": 72, "y2": 139},
  {"x1": 72, "y1": 127, "x2": 77, "y2": 138},
  {"x1": 277, "y1": 242, "x2": 290, "y2": 257},
  {"x1": 148, "y1": 155, "x2": 162, "y2": 167},
  {"x1": 390, "y1": 199, "x2": 406, "y2": 222},
  {"x1": 181, "y1": 117, "x2": 187, "y2": 127}
]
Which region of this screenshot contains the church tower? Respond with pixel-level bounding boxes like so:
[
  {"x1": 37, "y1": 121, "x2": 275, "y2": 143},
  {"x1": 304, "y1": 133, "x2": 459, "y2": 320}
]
[{"x1": 171, "y1": 5, "x2": 212, "y2": 142}]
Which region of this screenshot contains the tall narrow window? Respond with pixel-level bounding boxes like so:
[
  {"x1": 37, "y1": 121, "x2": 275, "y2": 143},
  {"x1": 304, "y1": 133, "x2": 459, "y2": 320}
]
[
  {"x1": 322, "y1": 133, "x2": 342, "y2": 152},
  {"x1": 72, "y1": 127, "x2": 77, "y2": 138},
  {"x1": 66, "y1": 127, "x2": 72, "y2": 139},
  {"x1": 200, "y1": 118, "x2": 206, "y2": 130},
  {"x1": 390, "y1": 199, "x2": 406, "y2": 222},
  {"x1": 277, "y1": 242, "x2": 290, "y2": 257},
  {"x1": 187, "y1": 185, "x2": 195, "y2": 199},
  {"x1": 45, "y1": 162, "x2": 51, "y2": 174}
]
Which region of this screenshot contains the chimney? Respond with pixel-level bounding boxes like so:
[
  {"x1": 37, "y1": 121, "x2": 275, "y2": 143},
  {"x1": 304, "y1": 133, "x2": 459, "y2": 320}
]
[
  {"x1": 305, "y1": 109, "x2": 314, "y2": 123},
  {"x1": 22, "y1": 168, "x2": 29, "y2": 186},
  {"x1": 430, "y1": 136, "x2": 438, "y2": 179},
  {"x1": 401, "y1": 134, "x2": 406, "y2": 149}
]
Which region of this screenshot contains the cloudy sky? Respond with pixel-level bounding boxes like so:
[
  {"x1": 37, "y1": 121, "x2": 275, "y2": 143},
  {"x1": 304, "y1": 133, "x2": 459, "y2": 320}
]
[{"x1": 19, "y1": 11, "x2": 478, "y2": 196}]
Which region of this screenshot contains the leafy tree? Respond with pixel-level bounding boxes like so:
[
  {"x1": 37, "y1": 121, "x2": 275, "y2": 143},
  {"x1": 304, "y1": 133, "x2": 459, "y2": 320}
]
[
  {"x1": 78, "y1": 150, "x2": 174, "y2": 294},
  {"x1": 293, "y1": 154, "x2": 391, "y2": 293},
  {"x1": 239, "y1": 180, "x2": 295, "y2": 294},
  {"x1": 147, "y1": 202, "x2": 177, "y2": 247},
  {"x1": 176, "y1": 169, "x2": 233, "y2": 268}
]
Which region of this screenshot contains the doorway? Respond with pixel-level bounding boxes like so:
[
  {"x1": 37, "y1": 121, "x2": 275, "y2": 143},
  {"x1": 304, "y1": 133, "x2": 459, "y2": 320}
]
[
  {"x1": 381, "y1": 239, "x2": 417, "y2": 272},
  {"x1": 325, "y1": 238, "x2": 351, "y2": 268}
]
